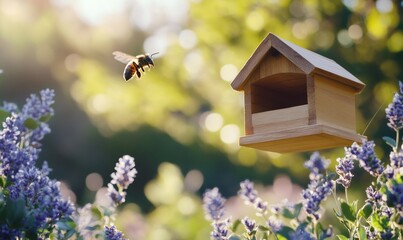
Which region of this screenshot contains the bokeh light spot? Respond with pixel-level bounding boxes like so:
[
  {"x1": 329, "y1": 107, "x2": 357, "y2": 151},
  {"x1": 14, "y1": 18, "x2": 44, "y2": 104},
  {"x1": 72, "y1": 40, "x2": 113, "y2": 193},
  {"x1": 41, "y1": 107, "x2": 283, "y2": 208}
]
[
  {"x1": 60, "y1": 181, "x2": 76, "y2": 203},
  {"x1": 376, "y1": 0, "x2": 393, "y2": 13},
  {"x1": 273, "y1": 175, "x2": 293, "y2": 198},
  {"x1": 237, "y1": 148, "x2": 257, "y2": 166},
  {"x1": 348, "y1": 24, "x2": 363, "y2": 40},
  {"x1": 144, "y1": 34, "x2": 169, "y2": 56},
  {"x1": 292, "y1": 22, "x2": 308, "y2": 39},
  {"x1": 337, "y1": 30, "x2": 353, "y2": 46},
  {"x1": 85, "y1": 172, "x2": 104, "y2": 191},
  {"x1": 65, "y1": 53, "x2": 81, "y2": 72},
  {"x1": 342, "y1": 0, "x2": 358, "y2": 10},
  {"x1": 220, "y1": 124, "x2": 240, "y2": 144},
  {"x1": 184, "y1": 169, "x2": 204, "y2": 192},
  {"x1": 387, "y1": 32, "x2": 403, "y2": 52},
  {"x1": 246, "y1": 11, "x2": 265, "y2": 31},
  {"x1": 177, "y1": 195, "x2": 197, "y2": 215},
  {"x1": 179, "y1": 29, "x2": 197, "y2": 49},
  {"x1": 90, "y1": 94, "x2": 110, "y2": 114},
  {"x1": 220, "y1": 64, "x2": 238, "y2": 82}
]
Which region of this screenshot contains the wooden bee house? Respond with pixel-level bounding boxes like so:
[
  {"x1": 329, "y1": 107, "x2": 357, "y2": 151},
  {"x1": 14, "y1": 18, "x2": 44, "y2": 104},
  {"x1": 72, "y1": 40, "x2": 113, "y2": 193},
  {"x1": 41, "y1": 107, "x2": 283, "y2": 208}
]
[{"x1": 231, "y1": 33, "x2": 365, "y2": 153}]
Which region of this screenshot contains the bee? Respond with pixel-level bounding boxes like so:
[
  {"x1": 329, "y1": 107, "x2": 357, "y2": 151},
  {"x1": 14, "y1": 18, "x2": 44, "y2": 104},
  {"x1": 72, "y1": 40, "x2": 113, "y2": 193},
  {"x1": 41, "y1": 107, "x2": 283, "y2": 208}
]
[{"x1": 112, "y1": 51, "x2": 159, "y2": 81}]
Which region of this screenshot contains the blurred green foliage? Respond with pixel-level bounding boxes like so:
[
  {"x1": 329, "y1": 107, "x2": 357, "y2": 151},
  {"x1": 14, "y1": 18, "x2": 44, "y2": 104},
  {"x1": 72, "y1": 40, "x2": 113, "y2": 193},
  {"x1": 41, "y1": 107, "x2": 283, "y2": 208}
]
[{"x1": 0, "y1": 0, "x2": 402, "y2": 238}]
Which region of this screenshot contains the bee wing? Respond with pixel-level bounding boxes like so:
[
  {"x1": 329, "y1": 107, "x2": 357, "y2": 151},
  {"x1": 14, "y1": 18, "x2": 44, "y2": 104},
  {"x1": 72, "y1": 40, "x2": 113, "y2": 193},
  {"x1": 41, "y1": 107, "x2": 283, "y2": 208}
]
[{"x1": 112, "y1": 51, "x2": 139, "y2": 64}]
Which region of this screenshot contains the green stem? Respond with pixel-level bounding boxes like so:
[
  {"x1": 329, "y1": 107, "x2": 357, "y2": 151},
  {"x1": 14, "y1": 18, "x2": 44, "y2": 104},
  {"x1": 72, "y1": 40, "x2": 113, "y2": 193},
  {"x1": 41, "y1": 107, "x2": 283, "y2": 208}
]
[
  {"x1": 396, "y1": 128, "x2": 400, "y2": 151},
  {"x1": 332, "y1": 185, "x2": 341, "y2": 214},
  {"x1": 345, "y1": 187, "x2": 349, "y2": 204},
  {"x1": 349, "y1": 225, "x2": 357, "y2": 240}
]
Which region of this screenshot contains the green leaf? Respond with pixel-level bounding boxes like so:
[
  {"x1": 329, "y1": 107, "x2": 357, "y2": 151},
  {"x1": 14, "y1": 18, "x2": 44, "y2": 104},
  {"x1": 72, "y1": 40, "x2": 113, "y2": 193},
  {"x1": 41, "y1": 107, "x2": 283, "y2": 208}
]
[
  {"x1": 358, "y1": 204, "x2": 373, "y2": 219},
  {"x1": 358, "y1": 226, "x2": 367, "y2": 240},
  {"x1": 0, "y1": 109, "x2": 9, "y2": 124},
  {"x1": 24, "y1": 118, "x2": 39, "y2": 130},
  {"x1": 276, "y1": 226, "x2": 293, "y2": 240},
  {"x1": 231, "y1": 219, "x2": 241, "y2": 232},
  {"x1": 0, "y1": 176, "x2": 6, "y2": 188},
  {"x1": 340, "y1": 200, "x2": 356, "y2": 222},
  {"x1": 336, "y1": 235, "x2": 349, "y2": 240},
  {"x1": 258, "y1": 225, "x2": 270, "y2": 231},
  {"x1": 293, "y1": 203, "x2": 303, "y2": 217},
  {"x1": 282, "y1": 207, "x2": 294, "y2": 219},
  {"x1": 316, "y1": 222, "x2": 330, "y2": 240},
  {"x1": 91, "y1": 205, "x2": 103, "y2": 220},
  {"x1": 65, "y1": 229, "x2": 76, "y2": 239},
  {"x1": 85, "y1": 225, "x2": 100, "y2": 231},
  {"x1": 56, "y1": 218, "x2": 76, "y2": 231},
  {"x1": 370, "y1": 213, "x2": 389, "y2": 231},
  {"x1": 383, "y1": 136, "x2": 396, "y2": 149},
  {"x1": 282, "y1": 203, "x2": 303, "y2": 219},
  {"x1": 39, "y1": 113, "x2": 52, "y2": 122},
  {"x1": 5, "y1": 197, "x2": 27, "y2": 228}
]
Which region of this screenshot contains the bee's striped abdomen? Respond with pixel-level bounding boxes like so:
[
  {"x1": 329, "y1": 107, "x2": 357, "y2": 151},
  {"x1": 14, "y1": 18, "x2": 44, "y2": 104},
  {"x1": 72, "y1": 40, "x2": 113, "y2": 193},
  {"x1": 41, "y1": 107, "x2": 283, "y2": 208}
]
[{"x1": 123, "y1": 61, "x2": 140, "y2": 81}]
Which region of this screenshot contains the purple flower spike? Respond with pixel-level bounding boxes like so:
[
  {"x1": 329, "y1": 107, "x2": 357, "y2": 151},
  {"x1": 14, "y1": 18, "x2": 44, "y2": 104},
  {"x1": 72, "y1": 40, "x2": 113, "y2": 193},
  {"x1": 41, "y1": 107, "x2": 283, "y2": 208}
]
[
  {"x1": 335, "y1": 155, "x2": 355, "y2": 188},
  {"x1": 105, "y1": 225, "x2": 126, "y2": 240},
  {"x1": 203, "y1": 187, "x2": 225, "y2": 221},
  {"x1": 304, "y1": 152, "x2": 330, "y2": 176}
]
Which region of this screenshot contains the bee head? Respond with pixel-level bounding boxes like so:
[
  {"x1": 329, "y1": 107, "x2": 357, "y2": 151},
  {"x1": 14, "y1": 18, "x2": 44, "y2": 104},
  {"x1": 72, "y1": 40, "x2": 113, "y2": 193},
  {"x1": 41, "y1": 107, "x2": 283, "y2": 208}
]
[{"x1": 145, "y1": 52, "x2": 159, "y2": 66}]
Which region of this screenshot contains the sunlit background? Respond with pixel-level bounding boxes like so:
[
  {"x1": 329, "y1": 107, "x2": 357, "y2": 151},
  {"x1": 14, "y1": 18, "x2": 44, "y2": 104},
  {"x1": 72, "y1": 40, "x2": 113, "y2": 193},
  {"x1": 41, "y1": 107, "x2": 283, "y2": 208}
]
[{"x1": 0, "y1": 0, "x2": 402, "y2": 239}]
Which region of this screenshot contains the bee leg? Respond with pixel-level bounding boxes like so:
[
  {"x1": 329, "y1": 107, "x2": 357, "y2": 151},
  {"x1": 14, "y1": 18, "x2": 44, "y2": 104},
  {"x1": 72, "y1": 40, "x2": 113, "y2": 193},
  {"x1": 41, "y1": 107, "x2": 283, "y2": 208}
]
[
  {"x1": 132, "y1": 62, "x2": 142, "y2": 79},
  {"x1": 136, "y1": 69, "x2": 141, "y2": 78}
]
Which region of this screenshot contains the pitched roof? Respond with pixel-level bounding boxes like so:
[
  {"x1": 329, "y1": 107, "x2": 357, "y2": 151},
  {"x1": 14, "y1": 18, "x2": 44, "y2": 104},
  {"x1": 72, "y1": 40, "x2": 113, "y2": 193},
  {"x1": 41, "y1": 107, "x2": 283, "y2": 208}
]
[{"x1": 231, "y1": 33, "x2": 365, "y2": 92}]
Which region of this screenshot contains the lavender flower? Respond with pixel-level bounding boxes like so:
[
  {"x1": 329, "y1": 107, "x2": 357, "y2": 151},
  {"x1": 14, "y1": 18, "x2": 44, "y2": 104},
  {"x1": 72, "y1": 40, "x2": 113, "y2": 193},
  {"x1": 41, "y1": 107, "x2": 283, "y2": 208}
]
[
  {"x1": 290, "y1": 225, "x2": 314, "y2": 240},
  {"x1": 267, "y1": 216, "x2": 283, "y2": 233},
  {"x1": 304, "y1": 152, "x2": 330, "y2": 176},
  {"x1": 365, "y1": 185, "x2": 382, "y2": 207},
  {"x1": 211, "y1": 218, "x2": 230, "y2": 240},
  {"x1": 203, "y1": 188, "x2": 230, "y2": 240},
  {"x1": 238, "y1": 179, "x2": 258, "y2": 204},
  {"x1": 301, "y1": 174, "x2": 334, "y2": 220},
  {"x1": 107, "y1": 183, "x2": 127, "y2": 205},
  {"x1": 107, "y1": 155, "x2": 136, "y2": 205},
  {"x1": 242, "y1": 217, "x2": 257, "y2": 235},
  {"x1": 335, "y1": 155, "x2": 355, "y2": 188},
  {"x1": 21, "y1": 89, "x2": 55, "y2": 120},
  {"x1": 110, "y1": 155, "x2": 137, "y2": 189},
  {"x1": 385, "y1": 82, "x2": 403, "y2": 130},
  {"x1": 238, "y1": 180, "x2": 268, "y2": 214},
  {"x1": 0, "y1": 224, "x2": 23, "y2": 239},
  {"x1": 385, "y1": 178, "x2": 403, "y2": 212},
  {"x1": 203, "y1": 187, "x2": 225, "y2": 221},
  {"x1": 105, "y1": 225, "x2": 126, "y2": 240},
  {"x1": 0, "y1": 90, "x2": 74, "y2": 238},
  {"x1": 390, "y1": 151, "x2": 403, "y2": 169},
  {"x1": 364, "y1": 226, "x2": 379, "y2": 240},
  {"x1": 8, "y1": 167, "x2": 74, "y2": 229},
  {"x1": 1, "y1": 102, "x2": 18, "y2": 113},
  {"x1": 346, "y1": 140, "x2": 384, "y2": 177},
  {"x1": 0, "y1": 114, "x2": 22, "y2": 176},
  {"x1": 357, "y1": 140, "x2": 384, "y2": 177}
]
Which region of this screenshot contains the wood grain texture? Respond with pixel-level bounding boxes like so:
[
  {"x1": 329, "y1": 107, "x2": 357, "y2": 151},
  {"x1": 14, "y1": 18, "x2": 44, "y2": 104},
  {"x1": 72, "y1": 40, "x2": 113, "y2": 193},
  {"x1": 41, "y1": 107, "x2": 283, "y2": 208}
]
[
  {"x1": 259, "y1": 48, "x2": 304, "y2": 78},
  {"x1": 252, "y1": 105, "x2": 308, "y2": 133},
  {"x1": 231, "y1": 37, "x2": 272, "y2": 91},
  {"x1": 250, "y1": 73, "x2": 307, "y2": 113},
  {"x1": 239, "y1": 124, "x2": 364, "y2": 153},
  {"x1": 306, "y1": 75, "x2": 317, "y2": 125},
  {"x1": 314, "y1": 74, "x2": 357, "y2": 133},
  {"x1": 244, "y1": 83, "x2": 253, "y2": 135}
]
